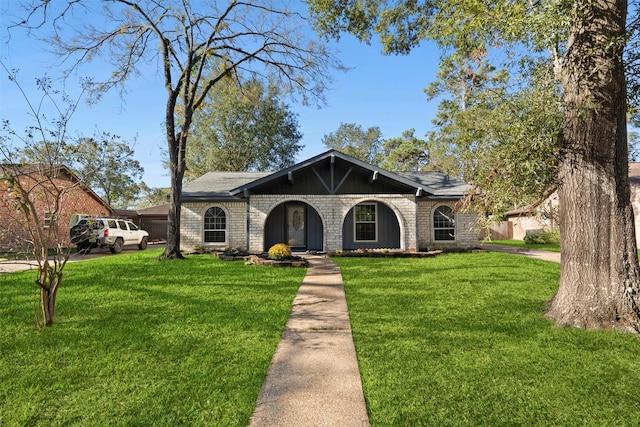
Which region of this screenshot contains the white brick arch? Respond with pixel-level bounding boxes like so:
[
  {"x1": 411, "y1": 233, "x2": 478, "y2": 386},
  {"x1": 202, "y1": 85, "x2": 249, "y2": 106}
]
[
  {"x1": 262, "y1": 196, "x2": 328, "y2": 231},
  {"x1": 198, "y1": 203, "x2": 228, "y2": 217},
  {"x1": 342, "y1": 197, "x2": 409, "y2": 250},
  {"x1": 248, "y1": 194, "x2": 418, "y2": 252},
  {"x1": 251, "y1": 195, "x2": 329, "y2": 252}
]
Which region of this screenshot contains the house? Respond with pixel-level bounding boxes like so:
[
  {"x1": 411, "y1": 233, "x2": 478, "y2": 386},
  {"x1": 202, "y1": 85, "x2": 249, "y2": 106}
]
[
  {"x1": 501, "y1": 162, "x2": 640, "y2": 245},
  {"x1": 137, "y1": 203, "x2": 169, "y2": 242},
  {"x1": 179, "y1": 150, "x2": 478, "y2": 253},
  {"x1": 0, "y1": 164, "x2": 114, "y2": 251},
  {"x1": 504, "y1": 192, "x2": 560, "y2": 240}
]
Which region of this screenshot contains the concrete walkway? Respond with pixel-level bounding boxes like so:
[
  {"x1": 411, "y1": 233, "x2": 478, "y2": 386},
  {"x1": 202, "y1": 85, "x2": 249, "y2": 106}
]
[
  {"x1": 480, "y1": 243, "x2": 561, "y2": 263},
  {"x1": 249, "y1": 256, "x2": 370, "y2": 427}
]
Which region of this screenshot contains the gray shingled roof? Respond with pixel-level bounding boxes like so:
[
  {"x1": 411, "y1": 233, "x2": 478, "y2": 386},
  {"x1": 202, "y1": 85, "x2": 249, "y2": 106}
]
[
  {"x1": 182, "y1": 171, "x2": 272, "y2": 200},
  {"x1": 181, "y1": 150, "x2": 470, "y2": 200},
  {"x1": 137, "y1": 203, "x2": 169, "y2": 215},
  {"x1": 395, "y1": 171, "x2": 471, "y2": 197}
]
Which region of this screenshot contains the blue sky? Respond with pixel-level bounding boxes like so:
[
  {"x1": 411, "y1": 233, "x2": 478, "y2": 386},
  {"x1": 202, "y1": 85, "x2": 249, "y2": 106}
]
[{"x1": 0, "y1": 3, "x2": 443, "y2": 188}]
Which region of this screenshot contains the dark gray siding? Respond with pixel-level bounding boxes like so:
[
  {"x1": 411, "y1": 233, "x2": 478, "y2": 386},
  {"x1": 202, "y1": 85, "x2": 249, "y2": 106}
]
[
  {"x1": 264, "y1": 204, "x2": 286, "y2": 250},
  {"x1": 264, "y1": 202, "x2": 324, "y2": 252},
  {"x1": 306, "y1": 207, "x2": 323, "y2": 251},
  {"x1": 140, "y1": 218, "x2": 167, "y2": 241},
  {"x1": 248, "y1": 157, "x2": 416, "y2": 195},
  {"x1": 342, "y1": 202, "x2": 400, "y2": 250}
]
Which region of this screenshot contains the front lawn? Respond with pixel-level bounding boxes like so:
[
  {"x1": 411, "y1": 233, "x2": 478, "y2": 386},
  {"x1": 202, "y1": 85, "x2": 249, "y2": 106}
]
[
  {"x1": 337, "y1": 254, "x2": 640, "y2": 426},
  {"x1": 0, "y1": 249, "x2": 305, "y2": 426}
]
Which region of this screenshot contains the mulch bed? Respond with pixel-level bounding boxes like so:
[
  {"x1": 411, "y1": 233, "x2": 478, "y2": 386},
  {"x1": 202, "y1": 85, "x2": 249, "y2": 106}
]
[
  {"x1": 331, "y1": 250, "x2": 444, "y2": 258},
  {"x1": 246, "y1": 254, "x2": 308, "y2": 267},
  {"x1": 210, "y1": 248, "x2": 469, "y2": 266},
  {"x1": 214, "y1": 251, "x2": 308, "y2": 267}
]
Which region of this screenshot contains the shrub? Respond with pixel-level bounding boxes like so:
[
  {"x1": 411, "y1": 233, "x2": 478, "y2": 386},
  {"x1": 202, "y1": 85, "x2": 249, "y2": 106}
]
[
  {"x1": 524, "y1": 229, "x2": 560, "y2": 244},
  {"x1": 268, "y1": 243, "x2": 292, "y2": 260}
]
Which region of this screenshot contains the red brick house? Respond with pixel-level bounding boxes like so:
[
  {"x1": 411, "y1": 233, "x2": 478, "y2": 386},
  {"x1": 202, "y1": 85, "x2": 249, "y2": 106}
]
[{"x1": 0, "y1": 164, "x2": 114, "y2": 251}]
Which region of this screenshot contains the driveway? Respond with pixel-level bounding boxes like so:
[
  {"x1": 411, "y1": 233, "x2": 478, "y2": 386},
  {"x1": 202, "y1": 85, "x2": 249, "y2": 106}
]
[
  {"x1": 0, "y1": 246, "x2": 148, "y2": 274},
  {"x1": 480, "y1": 243, "x2": 561, "y2": 263}
]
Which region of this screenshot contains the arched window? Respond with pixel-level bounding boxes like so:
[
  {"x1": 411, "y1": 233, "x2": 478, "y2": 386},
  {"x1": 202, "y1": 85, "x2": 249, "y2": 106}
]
[
  {"x1": 433, "y1": 205, "x2": 455, "y2": 241},
  {"x1": 204, "y1": 206, "x2": 227, "y2": 243}
]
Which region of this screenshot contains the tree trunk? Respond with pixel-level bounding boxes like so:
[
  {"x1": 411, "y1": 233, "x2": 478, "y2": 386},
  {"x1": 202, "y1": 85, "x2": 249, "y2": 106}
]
[
  {"x1": 37, "y1": 266, "x2": 59, "y2": 327},
  {"x1": 163, "y1": 132, "x2": 186, "y2": 260},
  {"x1": 546, "y1": 0, "x2": 640, "y2": 332},
  {"x1": 40, "y1": 286, "x2": 57, "y2": 326}
]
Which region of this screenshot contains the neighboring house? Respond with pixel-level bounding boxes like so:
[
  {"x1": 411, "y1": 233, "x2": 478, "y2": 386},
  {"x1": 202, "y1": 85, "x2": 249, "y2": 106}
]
[
  {"x1": 504, "y1": 192, "x2": 560, "y2": 240},
  {"x1": 111, "y1": 205, "x2": 169, "y2": 242},
  {"x1": 501, "y1": 162, "x2": 640, "y2": 245},
  {"x1": 0, "y1": 164, "x2": 114, "y2": 251},
  {"x1": 180, "y1": 150, "x2": 478, "y2": 253},
  {"x1": 137, "y1": 203, "x2": 169, "y2": 242}
]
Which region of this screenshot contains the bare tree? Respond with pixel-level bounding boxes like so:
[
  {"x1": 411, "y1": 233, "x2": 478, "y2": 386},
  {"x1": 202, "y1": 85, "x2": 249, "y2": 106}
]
[
  {"x1": 0, "y1": 68, "x2": 89, "y2": 327},
  {"x1": 12, "y1": 0, "x2": 340, "y2": 258}
]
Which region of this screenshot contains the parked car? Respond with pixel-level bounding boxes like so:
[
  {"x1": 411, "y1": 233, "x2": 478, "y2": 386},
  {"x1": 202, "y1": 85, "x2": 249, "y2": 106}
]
[{"x1": 70, "y1": 217, "x2": 149, "y2": 254}]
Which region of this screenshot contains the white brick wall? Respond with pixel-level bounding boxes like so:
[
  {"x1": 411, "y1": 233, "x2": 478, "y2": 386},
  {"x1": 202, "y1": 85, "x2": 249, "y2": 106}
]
[
  {"x1": 418, "y1": 201, "x2": 479, "y2": 250},
  {"x1": 181, "y1": 201, "x2": 247, "y2": 251},
  {"x1": 181, "y1": 195, "x2": 478, "y2": 253},
  {"x1": 249, "y1": 194, "x2": 418, "y2": 252}
]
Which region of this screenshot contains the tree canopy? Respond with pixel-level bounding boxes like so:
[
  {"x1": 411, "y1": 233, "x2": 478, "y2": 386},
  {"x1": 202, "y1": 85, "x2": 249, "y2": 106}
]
[
  {"x1": 380, "y1": 129, "x2": 429, "y2": 172},
  {"x1": 322, "y1": 122, "x2": 384, "y2": 165},
  {"x1": 184, "y1": 74, "x2": 302, "y2": 179},
  {"x1": 424, "y1": 48, "x2": 561, "y2": 214}
]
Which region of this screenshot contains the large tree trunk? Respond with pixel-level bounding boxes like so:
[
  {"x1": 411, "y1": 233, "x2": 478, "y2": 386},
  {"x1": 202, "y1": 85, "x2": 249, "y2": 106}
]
[
  {"x1": 546, "y1": 0, "x2": 640, "y2": 332},
  {"x1": 164, "y1": 133, "x2": 186, "y2": 260}
]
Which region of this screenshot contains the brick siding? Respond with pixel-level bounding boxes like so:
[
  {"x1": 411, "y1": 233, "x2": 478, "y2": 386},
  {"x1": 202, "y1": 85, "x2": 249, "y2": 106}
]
[
  {"x1": 0, "y1": 171, "x2": 112, "y2": 251},
  {"x1": 181, "y1": 194, "x2": 478, "y2": 253},
  {"x1": 181, "y1": 201, "x2": 247, "y2": 250}
]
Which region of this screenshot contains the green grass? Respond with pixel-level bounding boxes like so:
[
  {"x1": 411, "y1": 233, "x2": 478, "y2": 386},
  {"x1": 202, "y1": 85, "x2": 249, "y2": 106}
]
[
  {"x1": 0, "y1": 249, "x2": 305, "y2": 426},
  {"x1": 336, "y1": 254, "x2": 640, "y2": 426},
  {"x1": 489, "y1": 239, "x2": 561, "y2": 252}
]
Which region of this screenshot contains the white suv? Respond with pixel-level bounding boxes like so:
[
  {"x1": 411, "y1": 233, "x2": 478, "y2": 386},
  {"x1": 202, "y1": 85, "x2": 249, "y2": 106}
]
[{"x1": 70, "y1": 217, "x2": 149, "y2": 254}]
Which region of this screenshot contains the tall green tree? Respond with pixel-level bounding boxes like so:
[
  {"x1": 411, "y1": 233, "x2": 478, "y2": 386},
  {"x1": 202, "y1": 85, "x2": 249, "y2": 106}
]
[
  {"x1": 307, "y1": 0, "x2": 640, "y2": 332},
  {"x1": 425, "y1": 49, "x2": 561, "y2": 214},
  {"x1": 380, "y1": 129, "x2": 429, "y2": 171},
  {"x1": 22, "y1": 133, "x2": 145, "y2": 208},
  {"x1": 185, "y1": 75, "x2": 302, "y2": 179},
  {"x1": 322, "y1": 122, "x2": 384, "y2": 164},
  {"x1": 134, "y1": 184, "x2": 170, "y2": 209},
  {"x1": 69, "y1": 132, "x2": 144, "y2": 209},
  {"x1": 423, "y1": 49, "x2": 505, "y2": 182},
  {"x1": 15, "y1": 0, "x2": 339, "y2": 259}
]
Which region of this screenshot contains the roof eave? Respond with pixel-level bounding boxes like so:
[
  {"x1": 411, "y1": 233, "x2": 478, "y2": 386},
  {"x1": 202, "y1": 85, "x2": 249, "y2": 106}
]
[{"x1": 182, "y1": 194, "x2": 245, "y2": 202}]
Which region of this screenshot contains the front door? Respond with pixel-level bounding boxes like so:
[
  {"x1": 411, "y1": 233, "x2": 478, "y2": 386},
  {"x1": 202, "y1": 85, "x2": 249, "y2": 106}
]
[{"x1": 286, "y1": 204, "x2": 306, "y2": 249}]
